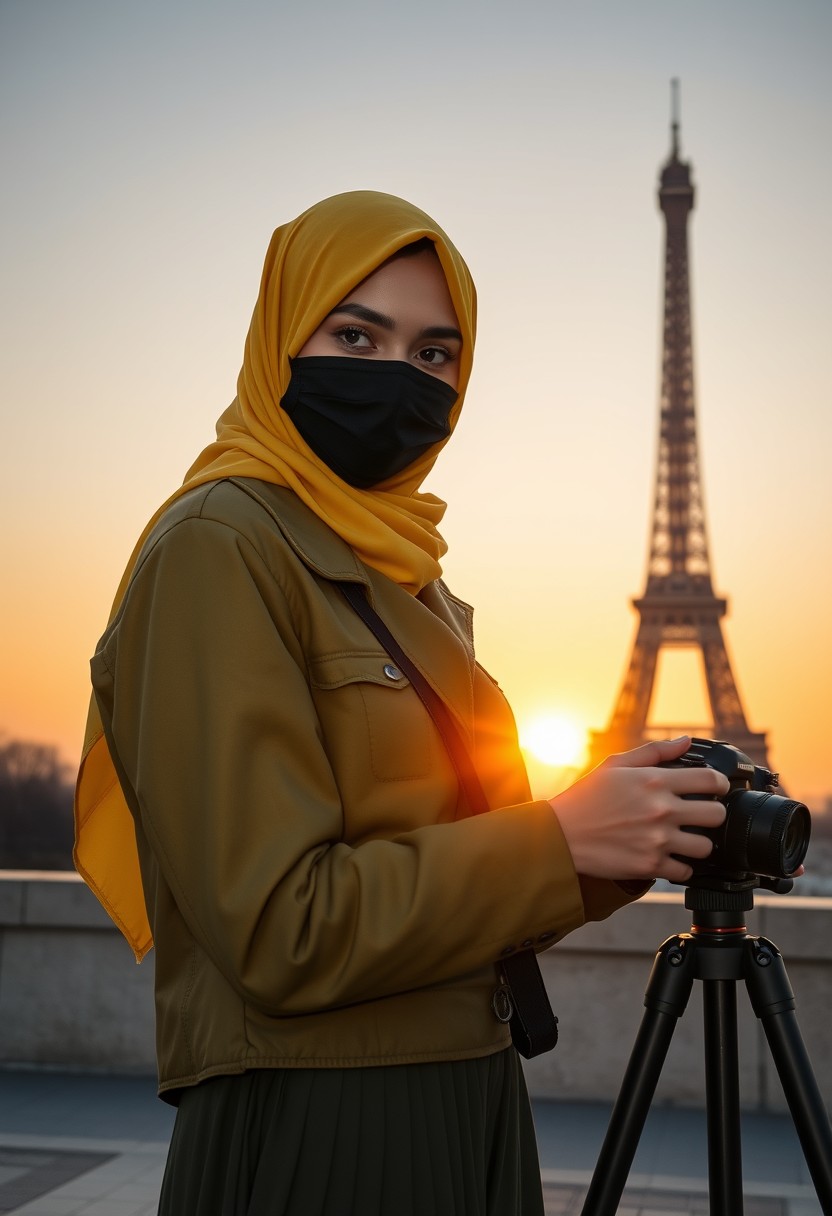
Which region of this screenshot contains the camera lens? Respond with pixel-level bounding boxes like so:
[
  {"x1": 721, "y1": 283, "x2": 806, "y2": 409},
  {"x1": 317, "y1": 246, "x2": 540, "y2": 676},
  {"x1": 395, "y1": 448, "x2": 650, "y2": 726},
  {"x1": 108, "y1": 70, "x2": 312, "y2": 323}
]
[
  {"x1": 780, "y1": 804, "x2": 811, "y2": 872},
  {"x1": 726, "y1": 791, "x2": 811, "y2": 878}
]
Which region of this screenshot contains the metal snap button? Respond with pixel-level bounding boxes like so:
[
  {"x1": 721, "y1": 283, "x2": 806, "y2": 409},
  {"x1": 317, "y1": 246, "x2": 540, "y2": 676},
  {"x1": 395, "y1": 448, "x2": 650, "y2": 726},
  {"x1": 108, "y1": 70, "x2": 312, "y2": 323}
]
[
  {"x1": 491, "y1": 985, "x2": 514, "y2": 1024},
  {"x1": 383, "y1": 664, "x2": 402, "y2": 681}
]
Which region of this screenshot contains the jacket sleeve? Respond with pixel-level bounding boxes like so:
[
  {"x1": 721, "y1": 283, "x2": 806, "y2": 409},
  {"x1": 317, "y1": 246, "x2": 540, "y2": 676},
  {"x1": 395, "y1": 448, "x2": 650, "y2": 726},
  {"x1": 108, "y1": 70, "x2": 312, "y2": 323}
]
[{"x1": 96, "y1": 515, "x2": 611, "y2": 1017}]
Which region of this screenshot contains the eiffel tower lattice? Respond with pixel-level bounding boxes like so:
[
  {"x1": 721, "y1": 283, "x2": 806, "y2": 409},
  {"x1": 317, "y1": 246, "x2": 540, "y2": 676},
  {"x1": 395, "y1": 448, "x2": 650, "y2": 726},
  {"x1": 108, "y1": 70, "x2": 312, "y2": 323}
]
[{"x1": 587, "y1": 86, "x2": 770, "y2": 771}]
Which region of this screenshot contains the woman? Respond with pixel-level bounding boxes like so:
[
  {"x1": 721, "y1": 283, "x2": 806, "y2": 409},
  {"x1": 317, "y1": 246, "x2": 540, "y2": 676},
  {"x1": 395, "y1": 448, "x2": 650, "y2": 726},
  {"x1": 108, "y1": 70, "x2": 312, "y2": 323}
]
[{"x1": 74, "y1": 191, "x2": 728, "y2": 1215}]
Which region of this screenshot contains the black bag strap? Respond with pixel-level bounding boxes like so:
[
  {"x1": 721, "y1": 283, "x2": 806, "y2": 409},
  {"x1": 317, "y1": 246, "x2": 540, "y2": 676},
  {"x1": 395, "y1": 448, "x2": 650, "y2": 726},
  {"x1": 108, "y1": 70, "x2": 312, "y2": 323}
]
[{"x1": 338, "y1": 580, "x2": 558, "y2": 1059}]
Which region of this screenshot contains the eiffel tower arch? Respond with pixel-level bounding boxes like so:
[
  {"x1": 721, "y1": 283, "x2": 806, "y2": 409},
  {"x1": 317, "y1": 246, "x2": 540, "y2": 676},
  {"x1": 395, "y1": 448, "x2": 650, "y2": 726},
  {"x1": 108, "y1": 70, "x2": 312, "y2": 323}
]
[{"x1": 587, "y1": 85, "x2": 770, "y2": 771}]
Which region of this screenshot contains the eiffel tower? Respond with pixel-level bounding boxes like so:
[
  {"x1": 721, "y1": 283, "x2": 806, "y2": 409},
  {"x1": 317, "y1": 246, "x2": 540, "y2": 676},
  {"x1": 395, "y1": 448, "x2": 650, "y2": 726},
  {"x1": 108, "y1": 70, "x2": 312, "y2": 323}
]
[{"x1": 586, "y1": 84, "x2": 770, "y2": 771}]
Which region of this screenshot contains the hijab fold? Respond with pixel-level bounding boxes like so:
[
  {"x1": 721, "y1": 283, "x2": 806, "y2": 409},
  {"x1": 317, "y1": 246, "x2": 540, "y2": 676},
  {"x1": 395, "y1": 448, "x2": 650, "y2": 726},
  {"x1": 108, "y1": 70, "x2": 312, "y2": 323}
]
[{"x1": 74, "y1": 191, "x2": 477, "y2": 958}]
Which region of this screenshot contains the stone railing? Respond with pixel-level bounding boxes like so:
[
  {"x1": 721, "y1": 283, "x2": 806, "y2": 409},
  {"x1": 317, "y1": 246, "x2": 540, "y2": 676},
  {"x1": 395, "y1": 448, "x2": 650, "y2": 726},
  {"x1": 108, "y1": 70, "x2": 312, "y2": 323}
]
[{"x1": 1, "y1": 873, "x2": 829, "y2": 1114}]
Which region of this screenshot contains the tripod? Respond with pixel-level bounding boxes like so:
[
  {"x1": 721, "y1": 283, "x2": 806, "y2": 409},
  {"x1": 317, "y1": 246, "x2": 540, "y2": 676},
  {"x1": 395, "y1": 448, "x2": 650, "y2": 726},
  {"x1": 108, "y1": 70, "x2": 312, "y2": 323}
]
[{"x1": 580, "y1": 880, "x2": 832, "y2": 1215}]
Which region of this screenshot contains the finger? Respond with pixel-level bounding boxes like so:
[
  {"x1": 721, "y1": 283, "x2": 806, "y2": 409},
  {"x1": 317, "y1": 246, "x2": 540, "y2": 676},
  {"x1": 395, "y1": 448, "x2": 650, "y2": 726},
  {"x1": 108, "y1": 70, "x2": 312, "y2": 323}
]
[
  {"x1": 666, "y1": 768, "x2": 730, "y2": 798},
  {"x1": 658, "y1": 856, "x2": 695, "y2": 884},
  {"x1": 671, "y1": 830, "x2": 715, "y2": 861},
  {"x1": 672, "y1": 799, "x2": 727, "y2": 830},
  {"x1": 607, "y1": 736, "x2": 690, "y2": 769}
]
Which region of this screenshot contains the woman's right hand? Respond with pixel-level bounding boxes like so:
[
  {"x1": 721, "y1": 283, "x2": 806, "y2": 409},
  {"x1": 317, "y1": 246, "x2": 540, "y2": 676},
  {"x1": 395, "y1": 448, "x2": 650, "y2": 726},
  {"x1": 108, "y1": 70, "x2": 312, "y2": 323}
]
[{"x1": 550, "y1": 736, "x2": 730, "y2": 884}]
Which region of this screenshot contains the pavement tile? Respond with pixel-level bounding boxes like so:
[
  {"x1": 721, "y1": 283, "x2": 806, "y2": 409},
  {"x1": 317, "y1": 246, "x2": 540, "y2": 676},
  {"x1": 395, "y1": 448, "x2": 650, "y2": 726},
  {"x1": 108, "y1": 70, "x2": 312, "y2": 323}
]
[
  {"x1": 76, "y1": 1203, "x2": 151, "y2": 1216},
  {"x1": 0, "y1": 1148, "x2": 114, "y2": 1214},
  {"x1": 9, "y1": 1199, "x2": 85, "y2": 1216}
]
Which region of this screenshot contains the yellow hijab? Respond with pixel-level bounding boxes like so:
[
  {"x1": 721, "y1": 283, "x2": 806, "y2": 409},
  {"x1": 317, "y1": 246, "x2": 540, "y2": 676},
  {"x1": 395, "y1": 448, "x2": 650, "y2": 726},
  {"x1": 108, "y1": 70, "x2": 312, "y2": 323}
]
[{"x1": 74, "y1": 191, "x2": 477, "y2": 959}]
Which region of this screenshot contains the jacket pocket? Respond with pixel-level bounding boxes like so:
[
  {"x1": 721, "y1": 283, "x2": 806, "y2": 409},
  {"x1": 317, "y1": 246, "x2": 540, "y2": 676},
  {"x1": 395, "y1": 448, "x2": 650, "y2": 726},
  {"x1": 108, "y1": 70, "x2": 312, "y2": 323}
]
[{"x1": 309, "y1": 650, "x2": 433, "y2": 784}]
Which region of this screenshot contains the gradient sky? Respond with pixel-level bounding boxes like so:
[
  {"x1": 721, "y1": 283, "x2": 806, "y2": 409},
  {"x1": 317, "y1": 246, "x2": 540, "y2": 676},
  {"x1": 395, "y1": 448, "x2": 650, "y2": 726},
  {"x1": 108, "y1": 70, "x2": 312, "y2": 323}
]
[{"x1": 2, "y1": 0, "x2": 830, "y2": 808}]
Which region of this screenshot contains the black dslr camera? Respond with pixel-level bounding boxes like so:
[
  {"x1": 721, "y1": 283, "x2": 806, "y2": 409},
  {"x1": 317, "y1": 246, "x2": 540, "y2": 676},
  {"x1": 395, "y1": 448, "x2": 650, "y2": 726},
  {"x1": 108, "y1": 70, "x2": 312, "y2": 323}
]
[{"x1": 663, "y1": 737, "x2": 811, "y2": 883}]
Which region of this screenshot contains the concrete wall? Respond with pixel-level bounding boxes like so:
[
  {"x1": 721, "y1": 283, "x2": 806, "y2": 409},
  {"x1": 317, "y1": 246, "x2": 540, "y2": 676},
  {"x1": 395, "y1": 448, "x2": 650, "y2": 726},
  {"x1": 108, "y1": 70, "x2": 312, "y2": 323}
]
[
  {"x1": 0, "y1": 872, "x2": 156, "y2": 1073},
  {"x1": 1, "y1": 874, "x2": 830, "y2": 1114}
]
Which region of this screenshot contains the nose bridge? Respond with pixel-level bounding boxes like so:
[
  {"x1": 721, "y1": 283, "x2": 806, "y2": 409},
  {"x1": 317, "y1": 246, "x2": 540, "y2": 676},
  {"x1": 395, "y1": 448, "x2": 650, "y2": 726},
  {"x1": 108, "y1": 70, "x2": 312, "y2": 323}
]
[{"x1": 387, "y1": 333, "x2": 412, "y2": 362}]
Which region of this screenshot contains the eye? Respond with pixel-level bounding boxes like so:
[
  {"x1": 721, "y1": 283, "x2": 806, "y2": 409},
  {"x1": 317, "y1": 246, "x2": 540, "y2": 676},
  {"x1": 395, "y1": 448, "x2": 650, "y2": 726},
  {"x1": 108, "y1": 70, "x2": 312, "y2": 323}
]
[
  {"x1": 417, "y1": 346, "x2": 451, "y2": 367},
  {"x1": 335, "y1": 325, "x2": 374, "y2": 351}
]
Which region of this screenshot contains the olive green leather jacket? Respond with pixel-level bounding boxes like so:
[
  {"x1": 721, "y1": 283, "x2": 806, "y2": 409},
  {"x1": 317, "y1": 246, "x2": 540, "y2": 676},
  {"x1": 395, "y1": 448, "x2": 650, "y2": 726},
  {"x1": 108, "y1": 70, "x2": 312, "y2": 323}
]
[{"x1": 91, "y1": 478, "x2": 639, "y2": 1102}]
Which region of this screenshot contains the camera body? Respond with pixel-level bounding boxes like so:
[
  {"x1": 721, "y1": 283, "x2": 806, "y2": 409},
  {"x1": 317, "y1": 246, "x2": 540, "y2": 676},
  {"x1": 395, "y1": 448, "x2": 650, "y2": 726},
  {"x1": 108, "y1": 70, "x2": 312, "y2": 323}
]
[{"x1": 661, "y1": 738, "x2": 810, "y2": 882}]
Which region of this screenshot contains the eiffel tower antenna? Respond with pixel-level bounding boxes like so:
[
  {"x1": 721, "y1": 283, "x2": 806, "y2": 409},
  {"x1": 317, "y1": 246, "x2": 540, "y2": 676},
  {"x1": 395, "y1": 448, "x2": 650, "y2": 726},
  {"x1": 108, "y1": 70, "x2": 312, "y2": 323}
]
[
  {"x1": 671, "y1": 76, "x2": 681, "y2": 158},
  {"x1": 586, "y1": 84, "x2": 771, "y2": 769}
]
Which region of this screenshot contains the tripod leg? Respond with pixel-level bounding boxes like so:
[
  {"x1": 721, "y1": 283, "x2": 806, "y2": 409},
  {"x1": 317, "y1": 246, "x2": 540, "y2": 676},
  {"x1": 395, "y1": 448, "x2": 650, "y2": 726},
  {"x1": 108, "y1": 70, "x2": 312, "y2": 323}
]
[
  {"x1": 702, "y1": 979, "x2": 744, "y2": 1216},
  {"x1": 744, "y1": 937, "x2": 832, "y2": 1215},
  {"x1": 581, "y1": 935, "x2": 695, "y2": 1216}
]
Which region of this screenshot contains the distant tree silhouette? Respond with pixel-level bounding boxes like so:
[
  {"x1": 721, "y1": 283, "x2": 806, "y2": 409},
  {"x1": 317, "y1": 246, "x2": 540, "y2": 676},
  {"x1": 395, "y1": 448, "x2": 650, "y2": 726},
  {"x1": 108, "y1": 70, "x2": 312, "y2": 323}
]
[{"x1": 0, "y1": 737, "x2": 74, "y2": 870}]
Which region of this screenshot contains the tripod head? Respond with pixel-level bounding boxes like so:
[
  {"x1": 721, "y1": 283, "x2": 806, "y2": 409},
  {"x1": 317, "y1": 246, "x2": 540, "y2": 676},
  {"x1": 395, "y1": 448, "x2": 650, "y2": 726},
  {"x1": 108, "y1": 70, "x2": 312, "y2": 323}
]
[{"x1": 683, "y1": 873, "x2": 794, "y2": 934}]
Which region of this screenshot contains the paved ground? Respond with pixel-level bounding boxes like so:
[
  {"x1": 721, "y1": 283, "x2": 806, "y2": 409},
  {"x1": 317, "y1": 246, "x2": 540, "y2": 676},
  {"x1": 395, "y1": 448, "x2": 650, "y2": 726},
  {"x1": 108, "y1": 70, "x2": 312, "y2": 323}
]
[{"x1": 0, "y1": 1071, "x2": 824, "y2": 1215}]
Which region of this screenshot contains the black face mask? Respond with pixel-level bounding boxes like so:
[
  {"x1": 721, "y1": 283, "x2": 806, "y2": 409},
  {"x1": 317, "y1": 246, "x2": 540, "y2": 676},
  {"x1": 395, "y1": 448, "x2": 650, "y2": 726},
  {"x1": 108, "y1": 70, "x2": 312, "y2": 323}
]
[{"x1": 279, "y1": 357, "x2": 458, "y2": 489}]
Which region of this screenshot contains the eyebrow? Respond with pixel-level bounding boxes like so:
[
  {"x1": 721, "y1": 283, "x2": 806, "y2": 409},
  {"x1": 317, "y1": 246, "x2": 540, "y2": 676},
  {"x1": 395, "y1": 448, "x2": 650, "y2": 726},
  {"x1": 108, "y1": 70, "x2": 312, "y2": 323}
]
[
  {"x1": 329, "y1": 302, "x2": 394, "y2": 329},
  {"x1": 328, "y1": 302, "x2": 462, "y2": 343}
]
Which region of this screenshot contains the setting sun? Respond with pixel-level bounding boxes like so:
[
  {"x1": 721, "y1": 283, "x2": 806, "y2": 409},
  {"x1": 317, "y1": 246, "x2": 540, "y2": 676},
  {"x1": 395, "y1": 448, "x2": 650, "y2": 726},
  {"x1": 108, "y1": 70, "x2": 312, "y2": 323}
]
[{"x1": 519, "y1": 714, "x2": 587, "y2": 769}]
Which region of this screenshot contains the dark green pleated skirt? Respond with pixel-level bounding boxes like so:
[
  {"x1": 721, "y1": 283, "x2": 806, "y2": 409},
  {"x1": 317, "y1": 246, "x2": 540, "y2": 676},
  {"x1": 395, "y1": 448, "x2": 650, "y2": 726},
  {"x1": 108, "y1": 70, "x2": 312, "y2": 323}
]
[{"x1": 157, "y1": 1049, "x2": 544, "y2": 1216}]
